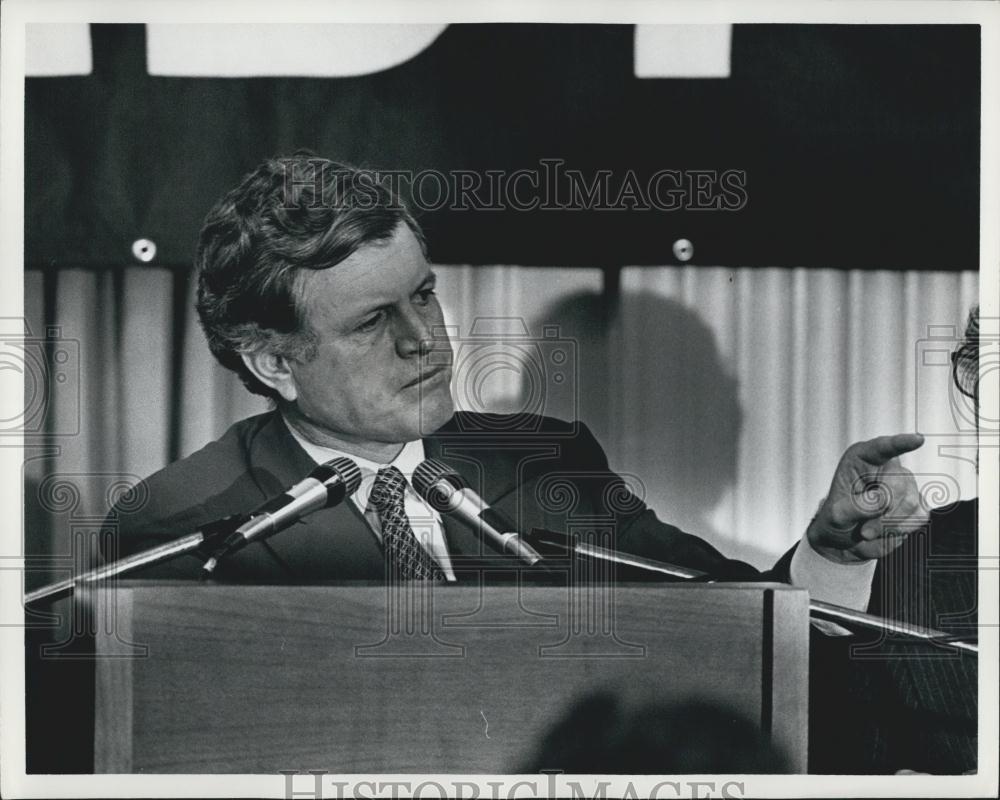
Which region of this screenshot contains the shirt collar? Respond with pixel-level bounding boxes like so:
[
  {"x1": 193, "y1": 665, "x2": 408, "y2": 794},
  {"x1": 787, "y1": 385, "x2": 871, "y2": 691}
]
[{"x1": 284, "y1": 419, "x2": 427, "y2": 509}]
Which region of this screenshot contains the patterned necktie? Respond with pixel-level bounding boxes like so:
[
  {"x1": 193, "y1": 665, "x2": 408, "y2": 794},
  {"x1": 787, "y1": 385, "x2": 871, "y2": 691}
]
[{"x1": 370, "y1": 466, "x2": 445, "y2": 581}]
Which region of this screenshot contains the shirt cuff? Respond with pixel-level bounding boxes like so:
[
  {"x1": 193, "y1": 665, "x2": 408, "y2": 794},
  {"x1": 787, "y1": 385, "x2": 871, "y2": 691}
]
[{"x1": 789, "y1": 532, "x2": 877, "y2": 610}]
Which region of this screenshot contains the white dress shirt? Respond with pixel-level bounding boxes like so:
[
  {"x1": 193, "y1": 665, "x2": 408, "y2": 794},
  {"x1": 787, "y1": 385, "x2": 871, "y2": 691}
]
[{"x1": 286, "y1": 425, "x2": 457, "y2": 581}]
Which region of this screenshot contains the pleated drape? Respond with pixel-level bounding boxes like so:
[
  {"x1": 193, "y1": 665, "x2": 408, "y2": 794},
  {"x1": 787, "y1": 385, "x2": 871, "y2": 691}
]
[
  {"x1": 22, "y1": 264, "x2": 978, "y2": 586},
  {"x1": 613, "y1": 267, "x2": 979, "y2": 566}
]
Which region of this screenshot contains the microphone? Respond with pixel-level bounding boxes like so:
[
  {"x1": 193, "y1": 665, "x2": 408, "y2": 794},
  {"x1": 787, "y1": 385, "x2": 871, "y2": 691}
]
[
  {"x1": 202, "y1": 457, "x2": 362, "y2": 573},
  {"x1": 412, "y1": 459, "x2": 543, "y2": 566}
]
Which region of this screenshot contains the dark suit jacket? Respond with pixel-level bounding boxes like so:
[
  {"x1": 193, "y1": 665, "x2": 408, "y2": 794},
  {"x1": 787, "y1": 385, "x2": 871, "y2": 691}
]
[
  {"x1": 808, "y1": 500, "x2": 978, "y2": 773},
  {"x1": 107, "y1": 411, "x2": 794, "y2": 583},
  {"x1": 867, "y1": 499, "x2": 978, "y2": 773}
]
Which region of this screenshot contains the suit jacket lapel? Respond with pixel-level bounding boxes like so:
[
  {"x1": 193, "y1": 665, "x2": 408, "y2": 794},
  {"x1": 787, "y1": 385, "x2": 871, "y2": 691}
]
[{"x1": 244, "y1": 413, "x2": 385, "y2": 580}]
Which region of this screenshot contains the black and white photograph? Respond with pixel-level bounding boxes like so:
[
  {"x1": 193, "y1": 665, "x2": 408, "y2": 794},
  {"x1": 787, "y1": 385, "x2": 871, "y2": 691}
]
[{"x1": 1, "y1": 1, "x2": 997, "y2": 797}]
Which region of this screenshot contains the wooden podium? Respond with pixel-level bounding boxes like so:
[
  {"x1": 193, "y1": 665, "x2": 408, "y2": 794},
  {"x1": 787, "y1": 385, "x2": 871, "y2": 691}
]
[{"x1": 91, "y1": 581, "x2": 809, "y2": 773}]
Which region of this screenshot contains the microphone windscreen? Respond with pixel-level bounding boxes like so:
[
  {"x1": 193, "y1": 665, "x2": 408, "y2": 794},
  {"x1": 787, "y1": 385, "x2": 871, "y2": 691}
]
[
  {"x1": 412, "y1": 459, "x2": 467, "y2": 499},
  {"x1": 327, "y1": 457, "x2": 362, "y2": 495}
]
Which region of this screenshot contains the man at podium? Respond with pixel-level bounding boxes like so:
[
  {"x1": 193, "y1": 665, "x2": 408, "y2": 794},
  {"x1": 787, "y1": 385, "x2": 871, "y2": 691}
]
[{"x1": 106, "y1": 154, "x2": 928, "y2": 613}]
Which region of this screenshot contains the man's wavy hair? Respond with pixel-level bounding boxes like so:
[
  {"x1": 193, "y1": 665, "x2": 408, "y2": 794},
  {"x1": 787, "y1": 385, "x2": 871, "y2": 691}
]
[{"x1": 195, "y1": 154, "x2": 425, "y2": 400}]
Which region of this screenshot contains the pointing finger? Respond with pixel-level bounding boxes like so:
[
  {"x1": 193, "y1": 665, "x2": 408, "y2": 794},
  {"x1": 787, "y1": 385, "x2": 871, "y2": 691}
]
[{"x1": 852, "y1": 433, "x2": 925, "y2": 466}]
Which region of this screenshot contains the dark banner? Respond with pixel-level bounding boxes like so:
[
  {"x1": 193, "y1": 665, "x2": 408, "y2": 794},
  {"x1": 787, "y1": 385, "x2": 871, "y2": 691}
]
[{"x1": 25, "y1": 23, "x2": 980, "y2": 270}]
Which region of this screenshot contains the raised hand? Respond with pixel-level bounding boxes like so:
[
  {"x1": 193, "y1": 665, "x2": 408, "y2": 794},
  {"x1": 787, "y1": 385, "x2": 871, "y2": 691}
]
[{"x1": 807, "y1": 433, "x2": 928, "y2": 563}]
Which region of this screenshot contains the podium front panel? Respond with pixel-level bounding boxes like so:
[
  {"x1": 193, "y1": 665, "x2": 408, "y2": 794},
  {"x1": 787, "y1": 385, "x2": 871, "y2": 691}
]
[{"x1": 92, "y1": 582, "x2": 809, "y2": 773}]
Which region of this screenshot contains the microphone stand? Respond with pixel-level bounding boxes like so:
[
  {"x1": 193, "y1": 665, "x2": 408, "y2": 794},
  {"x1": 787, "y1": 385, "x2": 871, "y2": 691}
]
[
  {"x1": 22, "y1": 516, "x2": 248, "y2": 606},
  {"x1": 528, "y1": 528, "x2": 979, "y2": 655}
]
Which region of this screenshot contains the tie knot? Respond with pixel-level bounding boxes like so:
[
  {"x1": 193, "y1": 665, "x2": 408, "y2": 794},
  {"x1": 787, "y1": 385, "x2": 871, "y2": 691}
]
[{"x1": 371, "y1": 465, "x2": 407, "y2": 513}]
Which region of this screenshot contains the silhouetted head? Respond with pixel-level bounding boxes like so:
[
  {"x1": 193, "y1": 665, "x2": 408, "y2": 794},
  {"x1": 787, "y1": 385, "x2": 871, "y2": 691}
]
[{"x1": 524, "y1": 692, "x2": 788, "y2": 774}]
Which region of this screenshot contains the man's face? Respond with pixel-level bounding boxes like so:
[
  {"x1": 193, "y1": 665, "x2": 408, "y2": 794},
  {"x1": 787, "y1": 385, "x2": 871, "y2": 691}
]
[{"x1": 283, "y1": 224, "x2": 454, "y2": 448}]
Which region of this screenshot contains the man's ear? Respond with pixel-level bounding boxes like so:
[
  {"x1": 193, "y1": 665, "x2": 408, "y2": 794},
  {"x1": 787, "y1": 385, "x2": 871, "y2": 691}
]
[{"x1": 240, "y1": 350, "x2": 298, "y2": 402}]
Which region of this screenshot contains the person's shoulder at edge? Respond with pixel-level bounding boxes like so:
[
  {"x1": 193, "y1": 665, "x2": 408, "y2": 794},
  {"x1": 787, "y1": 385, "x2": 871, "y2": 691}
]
[
  {"x1": 106, "y1": 411, "x2": 283, "y2": 552},
  {"x1": 431, "y1": 411, "x2": 590, "y2": 442},
  {"x1": 136, "y1": 411, "x2": 279, "y2": 491},
  {"x1": 429, "y1": 411, "x2": 607, "y2": 474}
]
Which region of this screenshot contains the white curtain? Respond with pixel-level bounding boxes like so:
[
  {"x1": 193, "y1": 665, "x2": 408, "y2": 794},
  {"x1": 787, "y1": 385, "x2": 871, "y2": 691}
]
[{"x1": 23, "y1": 265, "x2": 978, "y2": 585}]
